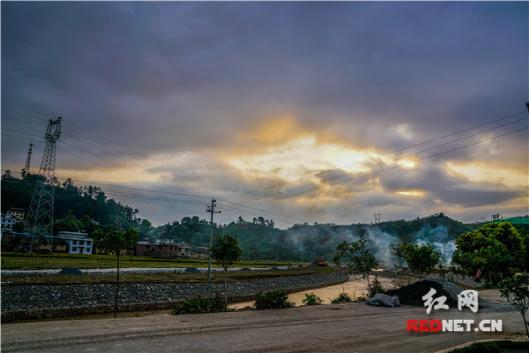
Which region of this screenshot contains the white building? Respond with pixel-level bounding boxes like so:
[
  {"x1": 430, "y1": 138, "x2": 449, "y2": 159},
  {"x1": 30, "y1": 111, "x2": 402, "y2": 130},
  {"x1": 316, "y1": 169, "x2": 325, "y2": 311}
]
[
  {"x1": 7, "y1": 208, "x2": 25, "y2": 222},
  {"x1": 58, "y1": 231, "x2": 93, "y2": 255},
  {"x1": 1, "y1": 208, "x2": 25, "y2": 231},
  {"x1": 1, "y1": 214, "x2": 17, "y2": 231}
]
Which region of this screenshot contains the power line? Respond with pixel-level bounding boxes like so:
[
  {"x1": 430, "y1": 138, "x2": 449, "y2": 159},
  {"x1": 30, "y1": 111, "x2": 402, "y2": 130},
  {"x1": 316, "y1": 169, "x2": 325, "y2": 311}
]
[
  {"x1": 228, "y1": 110, "x2": 526, "y2": 204},
  {"x1": 255, "y1": 125, "x2": 529, "y2": 204},
  {"x1": 241, "y1": 116, "x2": 528, "y2": 207}
]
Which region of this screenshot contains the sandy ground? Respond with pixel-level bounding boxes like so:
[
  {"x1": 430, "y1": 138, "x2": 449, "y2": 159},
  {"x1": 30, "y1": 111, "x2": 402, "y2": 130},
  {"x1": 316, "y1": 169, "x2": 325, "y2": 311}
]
[{"x1": 1, "y1": 292, "x2": 525, "y2": 353}]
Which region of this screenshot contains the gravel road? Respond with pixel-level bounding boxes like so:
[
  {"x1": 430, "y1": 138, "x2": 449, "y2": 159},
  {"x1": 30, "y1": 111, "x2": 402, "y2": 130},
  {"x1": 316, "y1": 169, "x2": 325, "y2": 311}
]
[{"x1": 1, "y1": 296, "x2": 524, "y2": 352}]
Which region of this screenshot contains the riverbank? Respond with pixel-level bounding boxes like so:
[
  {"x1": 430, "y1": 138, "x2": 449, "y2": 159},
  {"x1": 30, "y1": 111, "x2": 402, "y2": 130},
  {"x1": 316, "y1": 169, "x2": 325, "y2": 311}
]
[{"x1": 1, "y1": 271, "x2": 347, "y2": 322}]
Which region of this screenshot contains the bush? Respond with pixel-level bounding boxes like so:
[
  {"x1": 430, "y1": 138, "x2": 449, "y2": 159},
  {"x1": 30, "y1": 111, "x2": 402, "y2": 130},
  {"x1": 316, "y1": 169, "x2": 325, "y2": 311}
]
[
  {"x1": 255, "y1": 290, "x2": 293, "y2": 310},
  {"x1": 302, "y1": 293, "x2": 322, "y2": 305},
  {"x1": 172, "y1": 295, "x2": 228, "y2": 315},
  {"x1": 368, "y1": 275, "x2": 384, "y2": 298},
  {"x1": 331, "y1": 293, "x2": 352, "y2": 304}
]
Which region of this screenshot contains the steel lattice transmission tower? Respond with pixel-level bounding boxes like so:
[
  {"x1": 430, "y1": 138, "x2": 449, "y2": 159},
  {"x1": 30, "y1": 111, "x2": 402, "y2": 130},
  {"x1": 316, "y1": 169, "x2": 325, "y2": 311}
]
[
  {"x1": 21, "y1": 142, "x2": 33, "y2": 177},
  {"x1": 25, "y1": 117, "x2": 62, "y2": 250}
]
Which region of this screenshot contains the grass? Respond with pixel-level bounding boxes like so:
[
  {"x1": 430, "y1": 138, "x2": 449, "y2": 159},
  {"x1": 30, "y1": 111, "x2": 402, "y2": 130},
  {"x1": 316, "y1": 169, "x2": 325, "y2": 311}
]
[
  {"x1": 450, "y1": 340, "x2": 529, "y2": 353},
  {"x1": 1, "y1": 266, "x2": 334, "y2": 285},
  {"x1": 1, "y1": 252, "x2": 302, "y2": 270}
]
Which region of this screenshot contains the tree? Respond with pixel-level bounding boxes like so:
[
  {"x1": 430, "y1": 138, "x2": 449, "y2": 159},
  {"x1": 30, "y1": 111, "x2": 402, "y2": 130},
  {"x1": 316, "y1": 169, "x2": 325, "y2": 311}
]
[
  {"x1": 333, "y1": 239, "x2": 378, "y2": 291},
  {"x1": 499, "y1": 273, "x2": 529, "y2": 338},
  {"x1": 211, "y1": 235, "x2": 242, "y2": 303},
  {"x1": 94, "y1": 228, "x2": 138, "y2": 317},
  {"x1": 453, "y1": 222, "x2": 524, "y2": 285},
  {"x1": 399, "y1": 243, "x2": 440, "y2": 277},
  {"x1": 333, "y1": 241, "x2": 350, "y2": 293}
]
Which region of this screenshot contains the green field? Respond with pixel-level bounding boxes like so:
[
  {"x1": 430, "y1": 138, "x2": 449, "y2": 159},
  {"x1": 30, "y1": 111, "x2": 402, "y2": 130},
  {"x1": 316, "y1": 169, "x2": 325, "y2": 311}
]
[
  {"x1": 1, "y1": 252, "x2": 303, "y2": 270},
  {"x1": 1, "y1": 266, "x2": 333, "y2": 285}
]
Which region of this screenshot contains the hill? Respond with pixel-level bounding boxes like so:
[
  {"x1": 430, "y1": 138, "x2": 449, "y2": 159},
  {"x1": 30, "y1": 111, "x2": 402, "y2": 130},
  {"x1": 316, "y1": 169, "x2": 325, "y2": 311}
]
[{"x1": 2, "y1": 173, "x2": 476, "y2": 262}]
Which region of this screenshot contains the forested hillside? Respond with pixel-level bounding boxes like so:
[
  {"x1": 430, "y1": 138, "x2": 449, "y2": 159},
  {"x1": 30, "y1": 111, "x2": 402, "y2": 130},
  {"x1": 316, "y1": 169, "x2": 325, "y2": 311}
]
[{"x1": 2, "y1": 173, "x2": 476, "y2": 262}]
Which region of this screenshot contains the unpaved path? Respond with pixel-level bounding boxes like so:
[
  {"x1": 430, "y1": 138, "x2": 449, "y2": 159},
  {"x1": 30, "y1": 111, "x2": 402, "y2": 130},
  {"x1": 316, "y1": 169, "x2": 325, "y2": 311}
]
[{"x1": 1, "y1": 300, "x2": 524, "y2": 352}]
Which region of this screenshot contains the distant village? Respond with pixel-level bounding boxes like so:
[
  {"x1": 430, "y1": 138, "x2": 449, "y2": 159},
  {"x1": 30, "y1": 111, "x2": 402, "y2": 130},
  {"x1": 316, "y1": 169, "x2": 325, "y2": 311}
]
[{"x1": 1, "y1": 207, "x2": 209, "y2": 259}]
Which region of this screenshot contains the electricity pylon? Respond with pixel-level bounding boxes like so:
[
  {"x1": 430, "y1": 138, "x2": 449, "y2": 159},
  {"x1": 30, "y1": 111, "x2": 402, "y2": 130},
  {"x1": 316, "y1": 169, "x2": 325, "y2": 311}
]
[
  {"x1": 25, "y1": 117, "x2": 62, "y2": 253},
  {"x1": 21, "y1": 142, "x2": 33, "y2": 177}
]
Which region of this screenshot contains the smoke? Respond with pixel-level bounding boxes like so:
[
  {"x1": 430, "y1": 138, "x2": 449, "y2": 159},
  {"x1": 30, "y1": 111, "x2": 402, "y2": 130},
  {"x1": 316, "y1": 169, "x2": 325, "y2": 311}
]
[{"x1": 280, "y1": 222, "x2": 458, "y2": 266}]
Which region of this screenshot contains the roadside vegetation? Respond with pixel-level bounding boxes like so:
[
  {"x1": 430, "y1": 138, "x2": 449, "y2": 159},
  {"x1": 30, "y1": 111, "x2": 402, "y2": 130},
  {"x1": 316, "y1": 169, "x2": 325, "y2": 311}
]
[
  {"x1": 452, "y1": 221, "x2": 529, "y2": 286},
  {"x1": 172, "y1": 295, "x2": 228, "y2": 315},
  {"x1": 255, "y1": 290, "x2": 293, "y2": 309},
  {"x1": 331, "y1": 293, "x2": 352, "y2": 304},
  {"x1": 499, "y1": 272, "x2": 529, "y2": 338},
  {"x1": 302, "y1": 293, "x2": 322, "y2": 305}
]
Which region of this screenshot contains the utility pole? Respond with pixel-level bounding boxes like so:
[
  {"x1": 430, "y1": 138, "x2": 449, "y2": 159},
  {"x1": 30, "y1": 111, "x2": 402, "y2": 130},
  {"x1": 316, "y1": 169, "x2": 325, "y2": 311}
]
[
  {"x1": 207, "y1": 198, "x2": 221, "y2": 285},
  {"x1": 21, "y1": 142, "x2": 33, "y2": 177},
  {"x1": 373, "y1": 213, "x2": 381, "y2": 224}
]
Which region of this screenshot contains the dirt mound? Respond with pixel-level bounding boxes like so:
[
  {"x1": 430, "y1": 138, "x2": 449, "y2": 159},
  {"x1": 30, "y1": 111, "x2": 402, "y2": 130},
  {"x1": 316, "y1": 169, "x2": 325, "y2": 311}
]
[{"x1": 385, "y1": 279, "x2": 457, "y2": 306}]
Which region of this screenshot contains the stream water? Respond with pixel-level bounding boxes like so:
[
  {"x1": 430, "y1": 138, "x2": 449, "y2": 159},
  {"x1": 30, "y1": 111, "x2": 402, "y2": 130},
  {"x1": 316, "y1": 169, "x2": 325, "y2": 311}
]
[{"x1": 230, "y1": 275, "x2": 396, "y2": 309}]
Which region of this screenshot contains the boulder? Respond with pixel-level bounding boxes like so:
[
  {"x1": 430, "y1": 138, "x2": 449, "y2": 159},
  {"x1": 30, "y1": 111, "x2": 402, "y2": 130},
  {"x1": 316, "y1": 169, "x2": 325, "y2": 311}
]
[{"x1": 366, "y1": 293, "x2": 400, "y2": 307}]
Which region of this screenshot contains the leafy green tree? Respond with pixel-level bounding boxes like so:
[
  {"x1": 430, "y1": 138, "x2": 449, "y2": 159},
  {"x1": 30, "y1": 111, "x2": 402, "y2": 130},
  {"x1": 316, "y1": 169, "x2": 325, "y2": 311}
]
[
  {"x1": 54, "y1": 215, "x2": 83, "y2": 234},
  {"x1": 399, "y1": 243, "x2": 440, "y2": 277},
  {"x1": 333, "y1": 239, "x2": 378, "y2": 290},
  {"x1": 211, "y1": 235, "x2": 242, "y2": 303},
  {"x1": 94, "y1": 228, "x2": 138, "y2": 317},
  {"x1": 499, "y1": 273, "x2": 529, "y2": 338},
  {"x1": 453, "y1": 222, "x2": 524, "y2": 285}
]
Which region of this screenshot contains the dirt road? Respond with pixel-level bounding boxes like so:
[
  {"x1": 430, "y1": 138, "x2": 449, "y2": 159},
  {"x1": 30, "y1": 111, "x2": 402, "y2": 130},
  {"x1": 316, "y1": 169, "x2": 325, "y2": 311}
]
[{"x1": 1, "y1": 301, "x2": 524, "y2": 352}]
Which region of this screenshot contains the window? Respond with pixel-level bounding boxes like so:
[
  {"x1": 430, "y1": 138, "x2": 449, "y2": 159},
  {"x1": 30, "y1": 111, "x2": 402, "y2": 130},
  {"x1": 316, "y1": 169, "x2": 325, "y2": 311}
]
[{"x1": 72, "y1": 247, "x2": 78, "y2": 252}]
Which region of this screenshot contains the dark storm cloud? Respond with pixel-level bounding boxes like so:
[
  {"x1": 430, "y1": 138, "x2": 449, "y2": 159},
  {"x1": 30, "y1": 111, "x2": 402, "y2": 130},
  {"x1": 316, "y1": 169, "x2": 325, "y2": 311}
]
[
  {"x1": 378, "y1": 162, "x2": 524, "y2": 207},
  {"x1": 2, "y1": 2, "x2": 527, "y2": 225},
  {"x1": 3, "y1": 2, "x2": 527, "y2": 159}
]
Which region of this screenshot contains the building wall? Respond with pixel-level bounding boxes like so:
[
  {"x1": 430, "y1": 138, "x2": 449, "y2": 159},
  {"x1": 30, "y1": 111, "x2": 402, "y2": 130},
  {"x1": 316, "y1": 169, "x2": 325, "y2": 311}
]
[{"x1": 66, "y1": 238, "x2": 93, "y2": 254}]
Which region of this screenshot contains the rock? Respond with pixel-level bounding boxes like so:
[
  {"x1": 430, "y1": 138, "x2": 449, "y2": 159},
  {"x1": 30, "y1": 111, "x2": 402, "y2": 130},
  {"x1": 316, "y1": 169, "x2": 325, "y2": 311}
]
[
  {"x1": 2, "y1": 272, "x2": 346, "y2": 321},
  {"x1": 366, "y1": 293, "x2": 400, "y2": 307}
]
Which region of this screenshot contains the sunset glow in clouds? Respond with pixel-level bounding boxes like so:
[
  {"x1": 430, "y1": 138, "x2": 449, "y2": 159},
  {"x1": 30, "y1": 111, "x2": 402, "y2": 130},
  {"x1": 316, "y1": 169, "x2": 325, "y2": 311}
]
[{"x1": 2, "y1": 2, "x2": 527, "y2": 226}]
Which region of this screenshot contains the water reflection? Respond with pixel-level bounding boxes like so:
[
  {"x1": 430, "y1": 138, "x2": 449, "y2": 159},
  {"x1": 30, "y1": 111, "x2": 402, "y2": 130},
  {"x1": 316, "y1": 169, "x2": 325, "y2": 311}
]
[{"x1": 230, "y1": 275, "x2": 395, "y2": 309}]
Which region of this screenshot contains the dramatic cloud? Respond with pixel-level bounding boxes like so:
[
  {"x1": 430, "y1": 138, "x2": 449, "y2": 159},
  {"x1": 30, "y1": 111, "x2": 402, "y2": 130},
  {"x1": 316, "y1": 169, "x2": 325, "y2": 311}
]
[{"x1": 1, "y1": 2, "x2": 527, "y2": 226}]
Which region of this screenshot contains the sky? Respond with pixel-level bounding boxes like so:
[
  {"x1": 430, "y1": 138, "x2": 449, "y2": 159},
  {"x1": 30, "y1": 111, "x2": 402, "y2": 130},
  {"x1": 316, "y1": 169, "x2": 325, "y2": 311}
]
[{"x1": 1, "y1": 2, "x2": 528, "y2": 227}]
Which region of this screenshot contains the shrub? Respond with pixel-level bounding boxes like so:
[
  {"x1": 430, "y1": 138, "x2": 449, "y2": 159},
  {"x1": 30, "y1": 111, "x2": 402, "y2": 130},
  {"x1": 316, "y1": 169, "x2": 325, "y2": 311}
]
[
  {"x1": 302, "y1": 293, "x2": 322, "y2": 305},
  {"x1": 255, "y1": 290, "x2": 293, "y2": 310},
  {"x1": 172, "y1": 295, "x2": 227, "y2": 315},
  {"x1": 331, "y1": 293, "x2": 352, "y2": 304},
  {"x1": 499, "y1": 273, "x2": 529, "y2": 338},
  {"x1": 368, "y1": 275, "x2": 384, "y2": 298}
]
